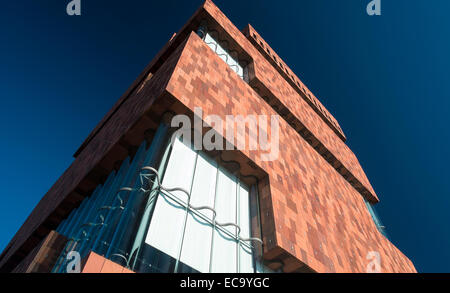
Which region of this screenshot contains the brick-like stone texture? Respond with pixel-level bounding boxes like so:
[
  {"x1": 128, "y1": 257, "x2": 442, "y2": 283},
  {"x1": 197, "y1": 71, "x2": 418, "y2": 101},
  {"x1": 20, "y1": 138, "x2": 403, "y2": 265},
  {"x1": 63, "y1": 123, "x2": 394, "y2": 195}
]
[
  {"x1": 242, "y1": 24, "x2": 346, "y2": 142},
  {"x1": 164, "y1": 31, "x2": 415, "y2": 272},
  {"x1": 11, "y1": 231, "x2": 67, "y2": 273},
  {"x1": 81, "y1": 252, "x2": 106, "y2": 273},
  {"x1": 0, "y1": 0, "x2": 415, "y2": 273},
  {"x1": 201, "y1": 0, "x2": 377, "y2": 202},
  {"x1": 82, "y1": 251, "x2": 135, "y2": 273}
]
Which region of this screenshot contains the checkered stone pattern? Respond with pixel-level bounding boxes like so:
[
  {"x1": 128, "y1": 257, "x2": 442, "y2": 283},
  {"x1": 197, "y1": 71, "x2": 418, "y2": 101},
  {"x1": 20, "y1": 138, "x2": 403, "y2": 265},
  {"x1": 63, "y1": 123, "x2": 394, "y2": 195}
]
[
  {"x1": 243, "y1": 23, "x2": 345, "y2": 141},
  {"x1": 165, "y1": 32, "x2": 416, "y2": 273},
  {"x1": 0, "y1": 0, "x2": 416, "y2": 273},
  {"x1": 202, "y1": 0, "x2": 377, "y2": 202}
]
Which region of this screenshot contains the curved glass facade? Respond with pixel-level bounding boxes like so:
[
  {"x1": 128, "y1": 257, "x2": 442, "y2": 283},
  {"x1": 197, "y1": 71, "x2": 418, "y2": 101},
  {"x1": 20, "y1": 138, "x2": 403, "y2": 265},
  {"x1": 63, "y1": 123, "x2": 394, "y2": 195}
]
[
  {"x1": 53, "y1": 123, "x2": 267, "y2": 273},
  {"x1": 198, "y1": 25, "x2": 248, "y2": 82},
  {"x1": 364, "y1": 198, "x2": 389, "y2": 238}
]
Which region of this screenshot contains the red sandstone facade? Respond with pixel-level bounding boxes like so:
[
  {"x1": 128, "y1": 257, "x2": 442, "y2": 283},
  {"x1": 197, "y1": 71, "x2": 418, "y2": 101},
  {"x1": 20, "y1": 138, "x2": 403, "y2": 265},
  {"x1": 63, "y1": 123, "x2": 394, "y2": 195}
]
[{"x1": 0, "y1": 0, "x2": 415, "y2": 273}]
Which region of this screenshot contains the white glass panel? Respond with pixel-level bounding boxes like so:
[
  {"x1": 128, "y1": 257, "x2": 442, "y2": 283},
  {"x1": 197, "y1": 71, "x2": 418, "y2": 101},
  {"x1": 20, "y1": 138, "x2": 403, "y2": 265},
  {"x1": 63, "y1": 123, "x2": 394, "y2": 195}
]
[
  {"x1": 216, "y1": 44, "x2": 229, "y2": 64},
  {"x1": 204, "y1": 33, "x2": 217, "y2": 52},
  {"x1": 238, "y1": 184, "x2": 254, "y2": 273},
  {"x1": 211, "y1": 229, "x2": 237, "y2": 273},
  {"x1": 235, "y1": 63, "x2": 244, "y2": 79},
  {"x1": 144, "y1": 138, "x2": 197, "y2": 260},
  {"x1": 144, "y1": 135, "x2": 256, "y2": 273},
  {"x1": 204, "y1": 33, "x2": 243, "y2": 79},
  {"x1": 210, "y1": 168, "x2": 237, "y2": 273},
  {"x1": 179, "y1": 153, "x2": 218, "y2": 272}
]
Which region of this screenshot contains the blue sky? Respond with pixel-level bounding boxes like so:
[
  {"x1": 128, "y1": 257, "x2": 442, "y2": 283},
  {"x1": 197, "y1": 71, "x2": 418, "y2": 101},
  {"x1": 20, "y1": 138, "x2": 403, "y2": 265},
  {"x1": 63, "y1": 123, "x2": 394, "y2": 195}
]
[{"x1": 1, "y1": 0, "x2": 449, "y2": 272}]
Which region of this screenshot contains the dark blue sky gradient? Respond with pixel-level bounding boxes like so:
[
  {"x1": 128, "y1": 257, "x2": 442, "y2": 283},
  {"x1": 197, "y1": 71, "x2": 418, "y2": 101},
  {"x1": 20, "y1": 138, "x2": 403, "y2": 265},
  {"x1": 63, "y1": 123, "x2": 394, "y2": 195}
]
[{"x1": 1, "y1": 0, "x2": 449, "y2": 272}]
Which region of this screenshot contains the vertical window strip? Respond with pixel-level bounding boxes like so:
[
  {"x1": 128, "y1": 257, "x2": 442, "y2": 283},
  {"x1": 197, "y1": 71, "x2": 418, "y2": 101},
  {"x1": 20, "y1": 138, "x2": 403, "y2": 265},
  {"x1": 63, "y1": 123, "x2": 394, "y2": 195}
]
[
  {"x1": 53, "y1": 132, "x2": 264, "y2": 273},
  {"x1": 174, "y1": 149, "x2": 199, "y2": 272},
  {"x1": 203, "y1": 32, "x2": 245, "y2": 80},
  {"x1": 364, "y1": 199, "x2": 388, "y2": 238},
  {"x1": 236, "y1": 180, "x2": 240, "y2": 273},
  {"x1": 208, "y1": 163, "x2": 220, "y2": 273}
]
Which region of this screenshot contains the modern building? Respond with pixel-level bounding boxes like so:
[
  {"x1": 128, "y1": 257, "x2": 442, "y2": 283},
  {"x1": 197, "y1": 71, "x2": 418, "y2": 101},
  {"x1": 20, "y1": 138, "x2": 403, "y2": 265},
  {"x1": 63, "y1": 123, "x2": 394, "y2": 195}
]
[{"x1": 0, "y1": 0, "x2": 416, "y2": 273}]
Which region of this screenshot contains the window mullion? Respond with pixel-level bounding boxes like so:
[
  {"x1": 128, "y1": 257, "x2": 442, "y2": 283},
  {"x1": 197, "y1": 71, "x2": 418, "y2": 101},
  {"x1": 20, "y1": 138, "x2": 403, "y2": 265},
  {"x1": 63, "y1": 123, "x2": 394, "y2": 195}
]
[
  {"x1": 208, "y1": 164, "x2": 220, "y2": 273},
  {"x1": 174, "y1": 150, "x2": 199, "y2": 272}
]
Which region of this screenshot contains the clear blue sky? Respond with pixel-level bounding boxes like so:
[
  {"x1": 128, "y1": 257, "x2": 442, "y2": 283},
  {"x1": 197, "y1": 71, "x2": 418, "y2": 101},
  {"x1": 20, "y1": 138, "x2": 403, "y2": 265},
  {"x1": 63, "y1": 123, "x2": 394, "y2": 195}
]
[{"x1": 1, "y1": 0, "x2": 449, "y2": 272}]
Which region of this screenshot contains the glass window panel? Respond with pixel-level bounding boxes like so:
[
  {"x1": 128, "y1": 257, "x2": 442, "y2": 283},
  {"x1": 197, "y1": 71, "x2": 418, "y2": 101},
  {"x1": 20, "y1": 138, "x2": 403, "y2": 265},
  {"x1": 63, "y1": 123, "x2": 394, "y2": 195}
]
[
  {"x1": 238, "y1": 184, "x2": 254, "y2": 273},
  {"x1": 210, "y1": 168, "x2": 238, "y2": 273},
  {"x1": 52, "y1": 126, "x2": 265, "y2": 273},
  {"x1": 211, "y1": 228, "x2": 237, "y2": 273},
  {"x1": 179, "y1": 153, "x2": 218, "y2": 272},
  {"x1": 144, "y1": 138, "x2": 197, "y2": 261},
  {"x1": 214, "y1": 168, "x2": 237, "y2": 232},
  {"x1": 204, "y1": 33, "x2": 217, "y2": 52},
  {"x1": 204, "y1": 32, "x2": 244, "y2": 79}
]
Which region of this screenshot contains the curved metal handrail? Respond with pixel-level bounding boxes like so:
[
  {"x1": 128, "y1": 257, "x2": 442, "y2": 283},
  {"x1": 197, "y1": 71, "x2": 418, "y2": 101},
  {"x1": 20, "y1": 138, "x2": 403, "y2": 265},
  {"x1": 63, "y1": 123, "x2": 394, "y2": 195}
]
[
  {"x1": 137, "y1": 166, "x2": 262, "y2": 248},
  {"x1": 56, "y1": 162, "x2": 265, "y2": 273}
]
